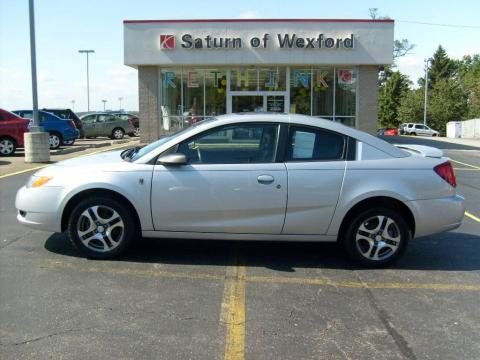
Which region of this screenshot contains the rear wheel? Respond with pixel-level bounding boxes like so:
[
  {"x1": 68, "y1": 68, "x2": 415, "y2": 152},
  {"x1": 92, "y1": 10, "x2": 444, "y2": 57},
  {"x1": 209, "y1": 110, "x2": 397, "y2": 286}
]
[
  {"x1": 49, "y1": 132, "x2": 62, "y2": 149},
  {"x1": 342, "y1": 208, "x2": 410, "y2": 267},
  {"x1": 0, "y1": 137, "x2": 16, "y2": 156},
  {"x1": 62, "y1": 139, "x2": 75, "y2": 146},
  {"x1": 410, "y1": 132, "x2": 417, "y2": 136},
  {"x1": 111, "y1": 128, "x2": 124, "y2": 140},
  {"x1": 133, "y1": 127, "x2": 140, "y2": 137},
  {"x1": 67, "y1": 196, "x2": 136, "y2": 259}
]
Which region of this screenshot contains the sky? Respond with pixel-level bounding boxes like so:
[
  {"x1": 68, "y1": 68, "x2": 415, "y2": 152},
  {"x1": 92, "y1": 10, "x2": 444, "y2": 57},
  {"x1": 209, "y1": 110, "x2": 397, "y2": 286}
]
[{"x1": 1, "y1": 0, "x2": 479, "y2": 112}]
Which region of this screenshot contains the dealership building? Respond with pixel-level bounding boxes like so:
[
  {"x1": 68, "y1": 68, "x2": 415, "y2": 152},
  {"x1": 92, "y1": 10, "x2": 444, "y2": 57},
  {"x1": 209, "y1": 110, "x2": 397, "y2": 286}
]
[{"x1": 123, "y1": 19, "x2": 394, "y2": 142}]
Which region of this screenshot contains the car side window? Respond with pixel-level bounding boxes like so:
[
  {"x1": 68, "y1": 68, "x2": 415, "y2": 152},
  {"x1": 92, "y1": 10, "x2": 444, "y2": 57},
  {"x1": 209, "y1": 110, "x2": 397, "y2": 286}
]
[
  {"x1": 287, "y1": 126, "x2": 345, "y2": 161},
  {"x1": 176, "y1": 123, "x2": 279, "y2": 164},
  {"x1": 97, "y1": 115, "x2": 108, "y2": 122},
  {"x1": 82, "y1": 115, "x2": 95, "y2": 124}
]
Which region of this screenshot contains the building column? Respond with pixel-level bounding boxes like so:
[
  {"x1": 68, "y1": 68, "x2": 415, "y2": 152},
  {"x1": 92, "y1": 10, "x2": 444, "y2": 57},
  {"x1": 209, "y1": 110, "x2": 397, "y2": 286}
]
[
  {"x1": 138, "y1": 66, "x2": 160, "y2": 143},
  {"x1": 356, "y1": 65, "x2": 379, "y2": 135}
]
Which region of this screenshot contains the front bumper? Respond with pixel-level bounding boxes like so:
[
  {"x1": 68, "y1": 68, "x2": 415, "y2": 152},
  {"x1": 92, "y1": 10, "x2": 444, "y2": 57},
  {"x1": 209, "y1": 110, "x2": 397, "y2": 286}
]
[
  {"x1": 15, "y1": 185, "x2": 64, "y2": 232},
  {"x1": 407, "y1": 195, "x2": 465, "y2": 237}
]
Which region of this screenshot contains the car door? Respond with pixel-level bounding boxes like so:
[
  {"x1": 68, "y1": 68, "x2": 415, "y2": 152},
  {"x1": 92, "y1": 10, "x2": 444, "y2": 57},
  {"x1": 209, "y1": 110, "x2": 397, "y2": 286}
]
[
  {"x1": 151, "y1": 122, "x2": 288, "y2": 234},
  {"x1": 415, "y1": 124, "x2": 426, "y2": 135},
  {"x1": 282, "y1": 126, "x2": 347, "y2": 235},
  {"x1": 95, "y1": 114, "x2": 112, "y2": 136},
  {"x1": 81, "y1": 115, "x2": 96, "y2": 136}
]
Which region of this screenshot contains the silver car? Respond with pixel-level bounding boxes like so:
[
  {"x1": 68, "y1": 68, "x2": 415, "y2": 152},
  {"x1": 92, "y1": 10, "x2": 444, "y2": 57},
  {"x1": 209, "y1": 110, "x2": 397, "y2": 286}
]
[
  {"x1": 15, "y1": 114, "x2": 465, "y2": 267},
  {"x1": 80, "y1": 113, "x2": 136, "y2": 139}
]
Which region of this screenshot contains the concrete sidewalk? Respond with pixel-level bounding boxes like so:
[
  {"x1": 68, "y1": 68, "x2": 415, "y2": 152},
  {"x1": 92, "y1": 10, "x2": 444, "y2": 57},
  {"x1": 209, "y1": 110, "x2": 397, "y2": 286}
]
[{"x1": 428, "y1": 136, "x2": 480, "y2": 148}]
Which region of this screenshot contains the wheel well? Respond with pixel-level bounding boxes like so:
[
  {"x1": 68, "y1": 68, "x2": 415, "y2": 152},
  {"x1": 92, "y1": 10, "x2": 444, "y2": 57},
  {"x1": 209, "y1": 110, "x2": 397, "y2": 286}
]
[
  {"x1": 61, "y1": 188, "x2": 141, "y2": 233},
  {"x1": 338, "y1": 196, "x2": 415, "y2": 239},
  {"x1": 49, "y1": 131, "x2": 63, "y2": 140},
  {"x1": 0, "y1": 135, "x2": 17, "y2": 146}
]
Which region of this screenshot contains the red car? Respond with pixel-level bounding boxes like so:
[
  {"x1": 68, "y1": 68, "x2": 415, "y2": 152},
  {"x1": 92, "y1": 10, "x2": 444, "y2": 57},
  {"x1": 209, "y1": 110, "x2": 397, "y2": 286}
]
[
  {"x1": 0, "y1": 109, "x2": 30, "y2": 156},
  {"x1": 377, "y1": 128, "x2": 399, "y2": 136}
]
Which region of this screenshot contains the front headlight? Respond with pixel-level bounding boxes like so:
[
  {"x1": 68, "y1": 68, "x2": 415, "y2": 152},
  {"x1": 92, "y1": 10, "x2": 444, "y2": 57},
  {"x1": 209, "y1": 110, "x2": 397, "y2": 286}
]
[{"x1": 26, "y1": 176, "x2": 53, "y2": 188}]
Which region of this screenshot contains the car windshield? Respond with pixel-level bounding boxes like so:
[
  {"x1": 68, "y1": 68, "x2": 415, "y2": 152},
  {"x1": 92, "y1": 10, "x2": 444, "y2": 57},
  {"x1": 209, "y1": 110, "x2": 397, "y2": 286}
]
[{"x1": 127, "y1": 118, "x2": 216, "y2": 162}]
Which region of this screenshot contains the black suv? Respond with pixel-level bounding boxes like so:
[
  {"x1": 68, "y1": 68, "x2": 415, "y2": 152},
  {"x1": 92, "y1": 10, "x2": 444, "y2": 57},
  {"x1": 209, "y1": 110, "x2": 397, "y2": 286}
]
[{"x1": 42, "y1": 108, "x2": 84, "y2": 141}]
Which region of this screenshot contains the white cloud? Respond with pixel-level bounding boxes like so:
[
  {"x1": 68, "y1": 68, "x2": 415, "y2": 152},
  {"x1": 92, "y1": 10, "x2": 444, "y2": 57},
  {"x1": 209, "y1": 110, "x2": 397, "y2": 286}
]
[
  {"x1": 239, "y1": 10, "x2": 258, "y2": 19},
  {"x1": 396, "y1": 55, "x2": 425, "y2": 86}
]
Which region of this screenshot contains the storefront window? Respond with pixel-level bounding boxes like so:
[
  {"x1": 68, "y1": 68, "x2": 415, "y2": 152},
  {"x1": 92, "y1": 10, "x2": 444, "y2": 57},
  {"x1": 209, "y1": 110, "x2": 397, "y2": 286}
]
[
  {"x1": 205, "y1": 70, "x2": 227, "y2": 116},
  {"x1": 290, "y1": 67, "x2": 311, "y2": 115},
  {"x1": 161, "y1": 69, "x2": 183, "y2": 130},
  {"x1": 183, "y1": 69, "x2": 204, "y2": 125},
  {"x1": 259, "y1": 67, "x2": 286, "y2": 91},
  {"x1": 312, "y1": 67, "x2": 334, "y2": 116},
  {"x1": 335, "y1": 68, "x2": 357, "y2": 116},
  {"x1": 230, "y1": 67, "x2": 258, "y2": 91},
  {"x1": 335, "y1": 117, "x2": 356, "y2": 127}
]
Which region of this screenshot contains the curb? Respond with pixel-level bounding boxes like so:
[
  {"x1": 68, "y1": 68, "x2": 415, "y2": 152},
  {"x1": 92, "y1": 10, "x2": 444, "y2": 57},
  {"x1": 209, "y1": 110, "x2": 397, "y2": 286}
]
[{"x1": 51, "y1": 146, "x2": 88, "y2": 155}]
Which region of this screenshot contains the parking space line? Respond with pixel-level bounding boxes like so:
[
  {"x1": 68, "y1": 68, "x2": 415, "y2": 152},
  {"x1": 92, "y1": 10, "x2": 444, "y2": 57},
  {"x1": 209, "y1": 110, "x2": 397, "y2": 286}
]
[
  {"x1": 221, "y1": 256, "x2": 246, "y2": 360},
  {"x1": 0, "y1": 143, "x2": 137, "y2": 180},
  {"x1": 465, "y1": 211, "x2": 480, "y2": 223},
  {"x1": 451, "y1": 159, "x2": 480, "y2": 170}
]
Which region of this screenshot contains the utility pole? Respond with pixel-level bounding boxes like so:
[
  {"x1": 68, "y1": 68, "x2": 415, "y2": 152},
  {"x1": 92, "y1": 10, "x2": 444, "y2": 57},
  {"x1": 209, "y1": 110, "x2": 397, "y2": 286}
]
[
  {"x1": 102, "y1": 99, "x2": 107, "y2": 111},
  {"x1": 25, "y1": 0, "x2": 50, "y2": 162},
  {"x1": 118, "y1": 97, "x2": 123, "y2": 111},
  {"x1": 423, "y1": 58, "x2": 431, "y2": 126},
  {"x1": 78, "y1": 49, "x2": 95, "y2": 112}
]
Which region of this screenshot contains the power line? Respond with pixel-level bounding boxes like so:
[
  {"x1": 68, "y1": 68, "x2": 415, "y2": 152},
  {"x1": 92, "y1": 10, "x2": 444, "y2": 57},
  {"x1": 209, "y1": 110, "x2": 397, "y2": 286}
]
[{"x1": 398, "y1": 20, "x2": 480, "y2": 29}]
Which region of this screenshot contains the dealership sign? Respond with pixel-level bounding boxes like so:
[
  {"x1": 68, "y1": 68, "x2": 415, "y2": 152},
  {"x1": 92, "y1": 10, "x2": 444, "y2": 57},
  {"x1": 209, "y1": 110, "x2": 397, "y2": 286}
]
[{"x1": 160, "y1": 33, "x2": 355, "y2": 50}]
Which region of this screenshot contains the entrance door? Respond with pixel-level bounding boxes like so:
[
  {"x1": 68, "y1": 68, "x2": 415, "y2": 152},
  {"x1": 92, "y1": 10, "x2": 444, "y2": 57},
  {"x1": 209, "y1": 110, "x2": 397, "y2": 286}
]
[{"x1": 231, "y1": 94, "x2": 286, "y2": 113}]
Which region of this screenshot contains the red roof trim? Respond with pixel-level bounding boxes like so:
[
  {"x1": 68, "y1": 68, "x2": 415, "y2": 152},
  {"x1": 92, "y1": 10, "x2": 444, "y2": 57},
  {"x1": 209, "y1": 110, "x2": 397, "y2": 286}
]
[{"x1": 123, "y1": 19, "x2": 394, "y2": 24}]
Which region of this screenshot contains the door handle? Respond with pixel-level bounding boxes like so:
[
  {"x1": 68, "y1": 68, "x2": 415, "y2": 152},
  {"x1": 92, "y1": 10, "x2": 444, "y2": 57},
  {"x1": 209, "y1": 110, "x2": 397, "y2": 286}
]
[{"x1": 257, "y1": 175, "x2": 274, "y2": 184}]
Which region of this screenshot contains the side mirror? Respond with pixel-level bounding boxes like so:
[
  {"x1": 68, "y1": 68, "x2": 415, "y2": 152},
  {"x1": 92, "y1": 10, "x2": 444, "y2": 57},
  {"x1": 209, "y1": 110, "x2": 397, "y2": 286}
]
[{"x1": 158, "y1": 153, "x2": 187, "y2": 166}]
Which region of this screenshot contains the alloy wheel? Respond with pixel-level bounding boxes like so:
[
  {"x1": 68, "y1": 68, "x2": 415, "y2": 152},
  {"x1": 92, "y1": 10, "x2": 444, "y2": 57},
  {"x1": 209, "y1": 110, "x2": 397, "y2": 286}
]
[
  {"x1": 113, "y1": 129, "x2": 124, "y2": 139},
  {"x1": 49, "y1": 134, "x2": 60, "y2": 148},
  {"x1": 355, "y1": 215, "x2": 401, "y2": 261},
  {"x1": 133, "y1": 127, "x2": 140, "y2": 137},
  {"x1": 0, "y1": 139, "x2": 15, "y2": 155},
  {"x1": 76, "y1": 205, "x2": 125, "y2": 252}
]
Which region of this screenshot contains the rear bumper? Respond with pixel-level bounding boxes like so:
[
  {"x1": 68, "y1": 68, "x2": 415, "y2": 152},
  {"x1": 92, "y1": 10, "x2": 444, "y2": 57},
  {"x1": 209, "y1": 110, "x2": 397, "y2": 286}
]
[
  {"x1": 407, "y1": 195, "x2": 465, "y2": 237},
  {"x1": 63, "y1": 128, "x2": 79, "y2": 141}
]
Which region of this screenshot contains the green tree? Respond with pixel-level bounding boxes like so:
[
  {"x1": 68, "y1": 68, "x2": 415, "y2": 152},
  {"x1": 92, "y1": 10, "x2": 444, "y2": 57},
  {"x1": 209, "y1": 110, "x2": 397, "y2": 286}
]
[
  {"x1": 378, "y1": 71, "x2": 410, "y2": 127},
  {"x1": 429, "y1": 79, "x2": 467, "y2": 131},
  {"x1": 429, "y1": 45, "x2": 457, "y2": 87},
  {"x1": 458, "y1": 54, "x2": 480, "y2": 118},
  {"x1": 397, "y1": 88, "x2": 424, "y2": 123}
]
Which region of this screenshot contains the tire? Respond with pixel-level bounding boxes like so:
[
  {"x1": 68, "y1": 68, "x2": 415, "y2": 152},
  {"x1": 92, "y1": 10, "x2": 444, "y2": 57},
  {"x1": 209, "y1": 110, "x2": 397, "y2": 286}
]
[
  {"x1": 67, "y1": 196, "x2": 136, "y2": 259},
  {"x1": 432, "y1": 133, "x2": 438, "y2": 137},
  {"x1": 111, "y1": 128, "x2": 125, "y2": 140},
  {"x1": 342, "y1": 208, "x2": 410, "y2": 268},
  {"x1": 49, "y1": 132, "x2": 62, "y2": 149},
  {"x1": 133, "y1": 127, "x2": 140, "y2": 137},
  {"x1": 0, "y1": 137, "x2": 16, "y2": 156},
  {"x1": 62, "y1": 139, "x2": 75, "y2": 146},
  {"x1": 410, "y1": 132, "x2": 416, "y2": 136}
]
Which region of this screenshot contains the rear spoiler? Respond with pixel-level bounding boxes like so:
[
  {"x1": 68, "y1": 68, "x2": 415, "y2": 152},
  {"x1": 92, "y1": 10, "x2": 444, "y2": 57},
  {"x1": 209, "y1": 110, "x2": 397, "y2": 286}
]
[{"x1": 393, "y1": 144, "x2": 444, "y2": 158}]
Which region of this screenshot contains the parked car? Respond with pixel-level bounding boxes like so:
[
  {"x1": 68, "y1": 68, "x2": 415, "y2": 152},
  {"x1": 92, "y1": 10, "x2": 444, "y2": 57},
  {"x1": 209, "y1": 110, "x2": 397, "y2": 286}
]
[
  {"x1": 15, "y1": 114, "x2": 464, "y2": 267},
  {"x1": 12, "y1": 110, "x2": 79, "y2": 149},
  {"x1": 80, "y1": 113, "x2": 136, "y2": 139},
  {"x1": 377, "y1": 128, "x2": 399, "y2": 136},
  {"x1": 403, "y1": 123, "x2": 439, "y2": 137},
  {"x1": 112, "y1": 113, "x2": 140, "y2": 137},
  {"x1": 0, "y1": 109, "x2": 30, "y2": 156},
  {"x1": 42, "y1": 108, "x2": 84, "y2": 141}
]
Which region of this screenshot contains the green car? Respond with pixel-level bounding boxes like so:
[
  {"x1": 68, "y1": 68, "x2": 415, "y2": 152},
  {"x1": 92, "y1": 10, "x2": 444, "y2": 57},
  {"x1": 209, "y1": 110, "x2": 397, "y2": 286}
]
[{"x1": 80, "y1": 113, "x2": 136, "y2": 139}]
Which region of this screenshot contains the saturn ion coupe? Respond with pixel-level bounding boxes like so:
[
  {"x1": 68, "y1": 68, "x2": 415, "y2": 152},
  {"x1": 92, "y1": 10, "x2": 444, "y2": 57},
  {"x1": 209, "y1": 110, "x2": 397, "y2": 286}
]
[{"x1": 15, "y1": 114, "x2": 465, "y2": 267}]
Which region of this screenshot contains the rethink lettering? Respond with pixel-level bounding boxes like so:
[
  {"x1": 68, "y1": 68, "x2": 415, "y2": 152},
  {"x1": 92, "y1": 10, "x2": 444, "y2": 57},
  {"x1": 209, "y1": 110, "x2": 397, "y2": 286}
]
[{"x1": 180, "y1": 33, "x2": 354, "y2": 49}]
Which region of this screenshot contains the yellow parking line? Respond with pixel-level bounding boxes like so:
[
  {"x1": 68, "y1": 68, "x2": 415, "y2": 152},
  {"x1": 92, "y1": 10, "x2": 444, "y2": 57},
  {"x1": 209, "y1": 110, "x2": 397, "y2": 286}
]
[
  {"x1": 221, "y1": 257, "x2": 246, "y2": 360},
  {"x1": 465, "y1": 211, "x2": 480, "y2": 223},
  {"x1": 451, "y1": 159, "x2": 480, "y2": 170},
  {"x1": 0, "y1": 142, "x2": 137, "y2": 180},
  {"x1": 0, "y1": 165, "x2": 48, "y2": 180}
]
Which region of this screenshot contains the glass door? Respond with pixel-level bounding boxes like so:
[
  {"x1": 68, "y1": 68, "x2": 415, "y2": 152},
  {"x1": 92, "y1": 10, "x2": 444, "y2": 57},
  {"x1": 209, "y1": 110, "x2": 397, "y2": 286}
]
[
  {"x1": 266, "y1": 95, "x2": 285, "y2": 113},
  {"x1": 232, "y1": 95, "x2": 264, "y2": 113}
]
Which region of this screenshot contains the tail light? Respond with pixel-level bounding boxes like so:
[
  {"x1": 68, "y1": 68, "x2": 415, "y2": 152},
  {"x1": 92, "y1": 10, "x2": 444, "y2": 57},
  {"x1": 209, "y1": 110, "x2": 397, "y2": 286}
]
[{"x1": 434, "y1": 161, "x2": 456, "y2": 187}]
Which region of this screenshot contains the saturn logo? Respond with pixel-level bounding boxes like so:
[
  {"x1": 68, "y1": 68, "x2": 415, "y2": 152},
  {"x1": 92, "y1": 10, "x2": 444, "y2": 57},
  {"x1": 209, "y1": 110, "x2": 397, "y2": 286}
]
[{"x1": 160, "y1": 35, "x2": 175, "y2": 49}]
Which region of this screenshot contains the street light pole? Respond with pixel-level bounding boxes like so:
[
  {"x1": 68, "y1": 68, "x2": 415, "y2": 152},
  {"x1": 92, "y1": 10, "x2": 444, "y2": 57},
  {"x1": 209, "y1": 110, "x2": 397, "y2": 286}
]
[
  {"x1": 78, "y1": 49, "x2": 95, "y2": 112},
  {"x1": 25, "y1": 0, "x2": 50, "y2": 162},
  {"x1": 71, "y1": 100, "x2": 75, "y2": 111},
  {"x1": 423, "y1": 58, "x2": 431, "y2": 126},
  {"x1": 102, "y1": 99, "x2": 107, "y2": 111},
  {"x1": 118, "y1": 97, "x2": 123, "y2": 111}
]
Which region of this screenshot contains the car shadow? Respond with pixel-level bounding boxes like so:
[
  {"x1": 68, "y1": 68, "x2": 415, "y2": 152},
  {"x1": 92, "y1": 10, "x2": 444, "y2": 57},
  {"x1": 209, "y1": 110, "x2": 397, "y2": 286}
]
[
  {"x1": 44, "y1": 231, "x2": 480, "y2": 272},
  {"x1": 379, "y1": 135, "x2": 480, "y2": 151},
  {"x1": 0, "y1": 160, "x2": 11, "y2": 166}
]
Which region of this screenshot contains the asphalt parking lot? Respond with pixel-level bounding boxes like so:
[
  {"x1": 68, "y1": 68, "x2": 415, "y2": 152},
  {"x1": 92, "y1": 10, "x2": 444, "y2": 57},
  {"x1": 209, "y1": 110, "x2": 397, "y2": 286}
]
[{"x1": 1, "y1": 136, "x2": 480, "y2": 360}]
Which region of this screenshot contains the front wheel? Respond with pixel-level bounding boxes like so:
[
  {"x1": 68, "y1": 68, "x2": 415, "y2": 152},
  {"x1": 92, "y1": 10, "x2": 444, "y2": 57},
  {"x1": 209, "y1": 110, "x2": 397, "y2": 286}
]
[
  {"x1": 67, "y1": 196, "x2": 136, "y2": 259},
  {"x1": 342, "y1": 208, "x2": 410, "y2": 267},
  {"x1": 111, "y1": 128, "x2": 124, "y2": 140},
  {"x1": 133, "y1": 127, "x2": 140, "y2": 137}
]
